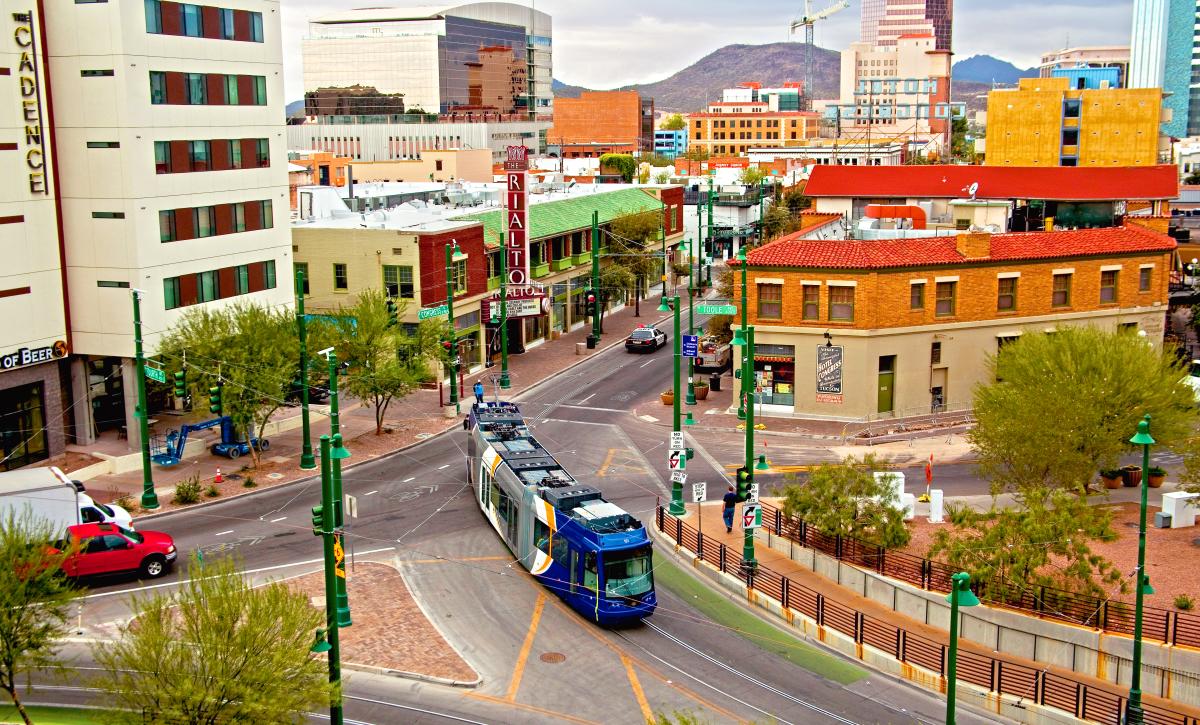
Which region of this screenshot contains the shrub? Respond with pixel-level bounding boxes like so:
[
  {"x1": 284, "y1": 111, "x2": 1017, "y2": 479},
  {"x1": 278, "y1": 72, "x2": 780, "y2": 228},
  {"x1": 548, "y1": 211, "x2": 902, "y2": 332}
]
[
  {"x1": 205, "y1": 485, "x2": 221, "y2": 498},
  {"x1": 1176, "y1": 594, "x2": 1195, "y2": 611},
  {"x1": 243, "y1": 476, "x2": 257, "y2": 489},
  {"x1": 1149, "y1": 466, "x2": 1167, "y2": 476},
  {"x1": 173, "y1": 476, "x2": 202, "y2": 505},
  {"x1": 113, "y1": 495, "x2": 138, "y2": 513}
]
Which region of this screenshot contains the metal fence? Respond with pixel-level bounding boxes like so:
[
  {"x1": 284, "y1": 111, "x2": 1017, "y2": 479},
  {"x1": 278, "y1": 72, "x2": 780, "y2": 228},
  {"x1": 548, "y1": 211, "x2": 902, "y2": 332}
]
[
  {"x1": 656, "y1": 507, "x2": 1200, "y2": 725},
  {"x1": 756, "y1": 501, "x2": 1200, "y2": 649}
]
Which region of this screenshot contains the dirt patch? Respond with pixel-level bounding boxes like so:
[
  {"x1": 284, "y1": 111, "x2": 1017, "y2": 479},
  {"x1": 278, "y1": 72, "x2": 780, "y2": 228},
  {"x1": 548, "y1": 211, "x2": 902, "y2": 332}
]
[{"x1": 32, "y1": 451, "x2": 103, "y2": 474}]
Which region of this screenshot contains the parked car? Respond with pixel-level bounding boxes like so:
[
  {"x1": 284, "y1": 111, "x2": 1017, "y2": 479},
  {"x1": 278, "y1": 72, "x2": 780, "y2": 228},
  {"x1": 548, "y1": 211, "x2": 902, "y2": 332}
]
[
  {"x1": 55, "y1": 522, "x2": 177, "y2": 579},
  {"x1": 1186, "y1": 360, "x2": 1200, "y2": 405},
  {"x1": 0, "y1": 467, "x2": 133, "y2": 536},
  {"x1": 625, "y1": 325, "x2": 667, "y2": 353}
]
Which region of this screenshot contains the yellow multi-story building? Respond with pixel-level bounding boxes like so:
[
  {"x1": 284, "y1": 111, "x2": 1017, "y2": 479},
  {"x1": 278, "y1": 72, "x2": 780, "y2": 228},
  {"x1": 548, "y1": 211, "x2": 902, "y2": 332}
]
[{"x1": 985, "y1": 77, "x2": 1164, "y2": 167}]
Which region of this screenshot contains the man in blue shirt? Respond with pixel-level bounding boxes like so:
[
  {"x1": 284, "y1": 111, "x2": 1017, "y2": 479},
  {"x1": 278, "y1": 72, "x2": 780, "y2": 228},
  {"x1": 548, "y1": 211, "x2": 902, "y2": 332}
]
[
  {"x1": 722, "y1": 485, "x2": 738, "y2": 533},
  {"x1": 473, "y1": 380, "x2": 485, "y2": 406}
]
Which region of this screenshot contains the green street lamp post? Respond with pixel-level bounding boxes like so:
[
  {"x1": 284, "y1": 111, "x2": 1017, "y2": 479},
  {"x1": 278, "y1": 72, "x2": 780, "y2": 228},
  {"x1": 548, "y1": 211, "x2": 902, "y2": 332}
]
[
  {"x1": 326, "y1": 352, "x2": 351, "y2": 627},
  {"x1": 660, "y1": 295, "x2": 686, "y2": 516},
  {"x1": 445, "y1": 240, "x2": 462, "y2": 413},
  {"x1": 685, "y1": 247, "x2": 696, "y2": 406},
  {"x1": 741, "y1": 325, "x2": 757, "y2": 570},
  {"x1": 315, "y1": 433, "x2": 351, "y2": 725},
  {"x1": 497, "y1": 238, "x2": 511, "y2": 389},
  {"x1": 591, "y1": 210, "x2": 602, "y2": 340},
  {"x1": 696, "y1": 191, "x2": 705, "y2": 289},
  {"x1": 1126, "y1": 414, "x2": 1156, "y2": 725},
  {"x1": 131, "y1": 289, "x2": 159, "y2": 510},
  {"x1": 758, "y1": 179, "x2": 766, "y2": 247},
  {"x1": 945, "y1": 571, "x2": 980, "y2": 725},
  {"x1": 296, "y1": 269, "x2": 316, "y2": 470},
  {"x1": 706, "y1": 175, "x2": 715, "y2": 266},
  {"x1": 736, "y1": 247, "x2": 749, "y2": 420}
]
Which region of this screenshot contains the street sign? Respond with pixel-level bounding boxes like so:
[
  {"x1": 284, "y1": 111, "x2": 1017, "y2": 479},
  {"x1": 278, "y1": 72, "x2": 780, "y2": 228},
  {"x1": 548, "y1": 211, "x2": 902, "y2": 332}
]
[
  {"x1": 691, "y1": 482, "x2": 706, "y2": 503},
  {"x1": 681, "y1": 334, "x2": 699, "y2": 358},
  {"x1": 145, "y1": 366, "x2": 166, "y2": 384},
  {"x1": 671, "y1": 471, "x2": 687, "y2": 484},
  {"x1": 668, "y1": 449, "x2": 687, "y2": 471},
  {"x1": 344, "y1": 494, "x2": 358, "y2": 519},
  {"x1": 742, "y1": 503, "x2": 762, "y2": 530},
  {"x1": 697, "y1": 304, "x2": 737, "y2": 315},
  {"x1": 669, "y1": 431, "x2": 685, "y2": 450},
  {"x1": 747, "y1": 483, "x2": 759, "y2": 503},
  {"x1": 417, "y1": 304, "x2": 449, "y2": 320}
]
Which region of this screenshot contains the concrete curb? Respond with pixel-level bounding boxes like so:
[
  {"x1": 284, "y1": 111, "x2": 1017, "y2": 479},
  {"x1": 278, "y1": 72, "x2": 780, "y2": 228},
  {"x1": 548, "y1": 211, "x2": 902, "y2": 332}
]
[{"x1": 341, "y1": 661, "x2": 481, "y2": 688}]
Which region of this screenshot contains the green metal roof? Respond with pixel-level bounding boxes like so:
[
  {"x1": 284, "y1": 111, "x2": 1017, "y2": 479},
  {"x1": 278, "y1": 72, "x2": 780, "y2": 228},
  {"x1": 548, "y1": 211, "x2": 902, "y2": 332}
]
[{"x1": 457, "y1": 188, "x2": 664, "y2": 248}]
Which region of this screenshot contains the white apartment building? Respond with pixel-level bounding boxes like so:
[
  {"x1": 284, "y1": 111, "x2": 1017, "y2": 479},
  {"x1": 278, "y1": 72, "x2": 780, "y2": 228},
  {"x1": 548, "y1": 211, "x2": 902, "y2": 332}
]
[{"x1": 0, "y1": 0, "x2": 292, "y2": 466}]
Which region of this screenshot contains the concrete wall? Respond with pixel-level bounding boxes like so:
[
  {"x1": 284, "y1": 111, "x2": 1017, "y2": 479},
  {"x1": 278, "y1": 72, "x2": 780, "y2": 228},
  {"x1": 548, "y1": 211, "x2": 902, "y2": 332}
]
[{"x1": 758, "y1": 529, "x2": 1200, "y2": 708}]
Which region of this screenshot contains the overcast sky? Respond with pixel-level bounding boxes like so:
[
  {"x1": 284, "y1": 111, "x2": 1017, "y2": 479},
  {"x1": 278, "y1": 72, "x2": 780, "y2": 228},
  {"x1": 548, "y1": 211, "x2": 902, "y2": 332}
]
[{"x1": 279, "y1": 0, "x2": 1135, "y2": 100}]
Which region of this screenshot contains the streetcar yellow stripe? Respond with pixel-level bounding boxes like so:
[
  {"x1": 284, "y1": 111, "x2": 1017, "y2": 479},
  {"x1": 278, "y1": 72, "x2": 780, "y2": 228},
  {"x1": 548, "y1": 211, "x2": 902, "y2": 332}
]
[
  {"x1": 620, "y1": 654, "x2": 654, "y2": 723},
  {"x1": 505, "y1": 591, "x2": 546, "y2": 701}
]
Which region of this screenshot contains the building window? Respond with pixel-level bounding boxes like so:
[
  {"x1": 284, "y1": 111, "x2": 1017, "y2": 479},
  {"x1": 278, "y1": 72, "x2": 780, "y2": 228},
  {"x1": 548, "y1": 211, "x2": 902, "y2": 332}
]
[
  {"x1": 452, "y1": 260, "x2": 468, "y2": 294},
  {"x1": 1100, "y1": 270, "x2": 1118, "y2": 303},
  {"x1": 92, "y1": 211, "x2": 125, "y2": 219},
  {"x1": 194, "y1": 206, "x2": 215, "y2": 237},
  {"x1": 251, "y1": 12, "x2": 263, "y2": 42},
  {"x1": 158, "y1": 210, "x2": 175, "y2": 242},
  {"x1": 80, "y1": 69, "x2": 115, "y2": 77},
  {"x1": 225, "y1": 75, "x2": 239, "y2": 105},
  {"x1": 829, "y1": 286, "x2": 854, "y2": 321},
  {"x1": 189, "y1": 140, "x2": 210, "y2": 171},
  {"x1": 756, "y1": 283, "x2": 783, "y2": 319},
  {"x1": 233, "y1": 203, "x2": 246, "y2": 232},
  {"x1": 219, "y1": 7, "x2": 235, "y2": 39},
  {"x1": 1052, "y1": 273, "x2": 1071, "y2": 307},
  {"x1": 931, "y1": 341, "x2": 942, "y2": 365},
  {"x1": 263, "y1": 260, "x2": 276, "y2": 289},
  {"x1": 296, "y1": 262, "x2": 310, "y2": 294},
  {"x1": 1139, "y1": 267, "x2": 1152, "y2": 292},
  {"x1": 383, "y1": 265, "x2": 414, "y2": 299},
  {"x1": 97, "y1": 280, "x2": 130, "y2": 288},
  {"x1": 230, "y1": 139, "x2": 243, "y2": 168},
  {"x1": 154, "y1": 141, "x2": 170, "y2": 173},
  {"x1": 235, "y1": 264, "x2": 249, "y2": 295},
  {"x1": 181, "y1": 4, "x2": 203, "y2": 37},
  {"x1": 935, "y1": 281, "x2": 956, "y2": 317},
  {"x1": 86, "y1": 141, "x2": 120, "y2": 149},
  {"x1": 149, "y1": 71, "x2": 167, "y2": 104},
  {"x1": 144, "y1": 0, "x2": 161, "y2": 32},
  {"x1": 252, "y1": 76, "x2": 267, "y2": 105},
  {"x1": 185, "y1": 73, "x2": 206, "y2": 104},
  {"x1": 260, "y1": 200, "x2": 273, "y2": 228},
  {"x1": 333, "y1": 263, "x2": 348, "y2": 291},
  {"x1": 801, "y1": 284, "x2": 819, "y2": 320},
  {"x1": 255, "y1": 138, "x2": 270, "y2": 167},
  {"x1": 198, "y1": 270, "x2": 219, "y2": 302},
  {"x1": 997, "y1": 277, "x2": 1017, "y2": 311},
  {"x1": 910, "y1": 282, "x2": 925, "y2": 310},
  {"x1": 164, "y1": 277, "x2": 181, "y2": 309}
]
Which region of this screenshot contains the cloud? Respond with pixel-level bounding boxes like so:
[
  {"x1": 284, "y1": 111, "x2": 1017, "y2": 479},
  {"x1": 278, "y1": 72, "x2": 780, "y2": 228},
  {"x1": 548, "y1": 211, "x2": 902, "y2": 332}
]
[{"x1": 279, "y1": 0, "x2": 1133, "y2": 100}]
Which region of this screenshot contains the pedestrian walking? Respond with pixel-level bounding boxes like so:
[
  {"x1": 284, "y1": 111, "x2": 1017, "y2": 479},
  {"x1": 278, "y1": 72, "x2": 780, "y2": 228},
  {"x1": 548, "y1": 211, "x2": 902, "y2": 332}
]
[
  {"x1": 473, "y1": 380, "x2": 485, "y2": 406},
  {"x1": 722, "y1": 485, "x2": 737, "y2": 533}
]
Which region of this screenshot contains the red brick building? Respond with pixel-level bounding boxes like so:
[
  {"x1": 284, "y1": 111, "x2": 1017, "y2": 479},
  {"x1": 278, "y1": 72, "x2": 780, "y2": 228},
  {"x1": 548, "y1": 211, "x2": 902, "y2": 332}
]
[{"x1": 548, "y1": 90, "x2": 655, "y2": 158}]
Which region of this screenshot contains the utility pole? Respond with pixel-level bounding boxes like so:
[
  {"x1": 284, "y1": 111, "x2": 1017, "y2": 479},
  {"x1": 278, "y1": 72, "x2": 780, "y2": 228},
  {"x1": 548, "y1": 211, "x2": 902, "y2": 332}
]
[
  {"x1": 326, "y1": 351, "x2": 351, "y2": 630},
  {"x1": 296, "y1": 269, "x2": 316, "y2": 470},
  {"x1": 685, "y1": 247, "x2": 696, "y2": 405},
  {"x1": 131, "y1": 289, "x2": 159, "y2": 510},
  {"x1": 445, "y1": 240, "x2": 462, "y2": 413},
  {"x1": 758, "y1": 178, "x2": 766, "y2": 247},
  {"x1": 498, "y1": 239, "x2": 511, "y2": 389},
  {"x1": 706, "y1": 175, "x2": 715, "y2": 263},
  {"x1": 660, "y1": 295, "x2": 686, "y2": 517},
  {"x1": 313, "y1": 433, "x2": 351, "y2": 725},
  {"x1": 1126, "y1": 415, "x2": 1156, "y2": 725},
  {"x1": 696, "y1": 189, "x2": 705, "y2": 290},
  {"x1": 736, "y1": 247, "x2": 749, "y2": 420},
  {"x1": 741, "y1": 325, "x2": 757, "y2": 570},
  {"x1": 591, "y1": 210, "x2": 602, "y2": 340}
]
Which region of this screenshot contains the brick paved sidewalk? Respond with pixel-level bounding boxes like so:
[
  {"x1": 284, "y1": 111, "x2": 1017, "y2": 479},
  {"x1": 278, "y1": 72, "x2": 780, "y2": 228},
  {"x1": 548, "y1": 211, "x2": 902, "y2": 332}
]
[
  {"x1": 76, "y1": 288, "x2": 678, "y2": 509},
  {"x1": 677, "y1": 500, "x2": 1200, "y2": 720},
  {"x1": 286, "y1": 561, "x2": 479, "y2": 685}
]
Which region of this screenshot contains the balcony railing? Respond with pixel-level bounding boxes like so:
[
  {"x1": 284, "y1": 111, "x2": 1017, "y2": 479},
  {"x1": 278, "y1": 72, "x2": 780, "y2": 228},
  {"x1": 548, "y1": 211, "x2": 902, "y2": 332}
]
[{"x1": 532, "y1": 262, "x2": 551, "y2": 278}]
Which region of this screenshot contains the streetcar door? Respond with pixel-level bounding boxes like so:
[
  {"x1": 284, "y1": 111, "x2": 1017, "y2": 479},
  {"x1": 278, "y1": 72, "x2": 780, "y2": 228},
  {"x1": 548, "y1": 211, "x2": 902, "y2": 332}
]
[{"x1": 570, "y1": 550, "x2": 578, "y2": 593}]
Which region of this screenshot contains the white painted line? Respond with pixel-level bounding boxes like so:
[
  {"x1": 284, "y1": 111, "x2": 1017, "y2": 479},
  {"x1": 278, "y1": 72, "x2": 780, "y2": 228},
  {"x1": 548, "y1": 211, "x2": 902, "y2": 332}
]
[
  {"x1": 640, "y1": 359, "x2": 655, "y2": 368},
  {"x1": 437, "y1": 464, "x2": 450, "y2": 470},
  {"x1": 577, "y1": 393, "x2": 595, "y2": 405},
  {"x1": 364, "y1": 490, "x2": 378, "y2": 496},
  {"x1": 270, "y1": 516, "x2": 287, "y2": 523},
  {"x1": 402, "y1": 477, "x2": 415, "y2": 483},
  {"x1": 215, "y1": 530, "x2": 234, "y2": 536}
]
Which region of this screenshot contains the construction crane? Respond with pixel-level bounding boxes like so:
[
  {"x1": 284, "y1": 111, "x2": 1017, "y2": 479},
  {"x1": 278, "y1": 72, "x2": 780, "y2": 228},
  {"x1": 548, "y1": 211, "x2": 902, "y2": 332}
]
[{"x1": 789, "y1": 0, "x2": 849, "y2": 111}]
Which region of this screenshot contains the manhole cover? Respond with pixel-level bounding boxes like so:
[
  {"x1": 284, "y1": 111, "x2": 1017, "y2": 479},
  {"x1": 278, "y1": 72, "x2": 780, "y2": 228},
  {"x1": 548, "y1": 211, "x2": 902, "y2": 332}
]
[
  {"x1": 539, "y1": 652, "x2": 566, "y2": 664},
  {"x1": 267, "y1": 473, "x2": 284, "y2": 480}
]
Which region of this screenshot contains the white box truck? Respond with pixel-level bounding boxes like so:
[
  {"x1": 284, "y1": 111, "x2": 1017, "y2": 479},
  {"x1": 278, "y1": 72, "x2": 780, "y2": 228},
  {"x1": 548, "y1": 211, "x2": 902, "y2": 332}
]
[{"x1": 0, "y1": 467, "x2": 132, "y2": 534}]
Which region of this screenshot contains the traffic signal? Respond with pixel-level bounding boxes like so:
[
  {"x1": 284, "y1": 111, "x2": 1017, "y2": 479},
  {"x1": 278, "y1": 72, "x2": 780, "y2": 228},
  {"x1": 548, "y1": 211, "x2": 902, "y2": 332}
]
[
  {"x1": 735, "y1": 466, "x2": 752, "y2": 502},
  {"x1": 584, "y1": 290, "x2": 597, "y2": 315},
  {"x1": 311, "y1": 504, "x2": 326, "y2": 536},
  {"x1": 208, "y1": 383, "x2": 222, "y2": 415},
  {"x1": 385, "y1": 298, "x2": 398, "y2": 328},
  {"x1": 172, "y1": 370, "x2": 186, "y2": 398}
]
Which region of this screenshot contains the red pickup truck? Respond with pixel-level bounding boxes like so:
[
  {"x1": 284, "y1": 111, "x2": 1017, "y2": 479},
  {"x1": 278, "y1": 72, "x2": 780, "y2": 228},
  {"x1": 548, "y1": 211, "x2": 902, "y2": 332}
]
[{"x1": 56, "y1": 523, "x2": 177, "y2": 579}]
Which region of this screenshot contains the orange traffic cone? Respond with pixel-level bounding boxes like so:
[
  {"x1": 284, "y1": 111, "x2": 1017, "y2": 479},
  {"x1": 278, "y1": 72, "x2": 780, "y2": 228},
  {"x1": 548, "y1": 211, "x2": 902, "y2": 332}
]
[{"x1": 214, "y1": 468, "x2": 223, "y2": 484}]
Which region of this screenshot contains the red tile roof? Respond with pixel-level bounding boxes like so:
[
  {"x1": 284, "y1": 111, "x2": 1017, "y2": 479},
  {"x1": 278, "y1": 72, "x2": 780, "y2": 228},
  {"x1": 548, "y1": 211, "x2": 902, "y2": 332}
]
[
  {"x1": 804, "y1": 165, "x2": 1179, "y2": 201},
  {"x1": 739, "y1": 225, "x2": 1176, "y2": 270}
]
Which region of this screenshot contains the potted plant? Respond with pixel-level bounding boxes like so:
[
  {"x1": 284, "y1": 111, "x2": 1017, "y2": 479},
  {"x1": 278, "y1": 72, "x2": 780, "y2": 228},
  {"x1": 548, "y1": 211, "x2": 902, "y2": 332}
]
[
  {"x1": 660, "y1": 390, "x2": 674, "y2": 405},
  {"x1": 1120, "y1": 464, "x2": 1142, "y2": 487},
  {"x1": 1148, "y1": 466, "x2": 1167, "y2": 488},
  {"x1": 693, "y1": 380, "x2": 709, "y2": 401},
  {"x1": 1099, "y1": 469, "x2": 1123, "y2": 489}
]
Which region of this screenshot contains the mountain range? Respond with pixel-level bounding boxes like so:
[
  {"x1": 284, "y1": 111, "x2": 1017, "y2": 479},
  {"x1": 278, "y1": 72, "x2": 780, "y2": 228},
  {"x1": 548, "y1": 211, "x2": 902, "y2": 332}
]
[{"x1": 951, "y1": 55, "x2": 1038, "y2": 85}]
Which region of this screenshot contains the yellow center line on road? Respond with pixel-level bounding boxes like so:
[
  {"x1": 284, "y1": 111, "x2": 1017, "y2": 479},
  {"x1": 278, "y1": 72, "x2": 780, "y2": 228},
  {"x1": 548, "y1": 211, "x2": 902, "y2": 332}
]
[
  {"x1": 597, "y1": 447, "x2": 617, "y2": 477},
  {"x1": 506, "y1": 590, "x2": 547, "y2": 701},
  {"x1": 620, "y1": 653, "x2": 653, "y2": 723},
  {"x1": 465, "y1": 691, "x2": 600, "y2": 725}
]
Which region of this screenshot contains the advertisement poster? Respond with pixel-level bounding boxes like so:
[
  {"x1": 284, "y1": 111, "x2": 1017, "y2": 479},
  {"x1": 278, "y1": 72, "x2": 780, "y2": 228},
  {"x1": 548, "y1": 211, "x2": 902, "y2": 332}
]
[{"x1": 816, "y1": 345, "x2": 843, "y2": 403}]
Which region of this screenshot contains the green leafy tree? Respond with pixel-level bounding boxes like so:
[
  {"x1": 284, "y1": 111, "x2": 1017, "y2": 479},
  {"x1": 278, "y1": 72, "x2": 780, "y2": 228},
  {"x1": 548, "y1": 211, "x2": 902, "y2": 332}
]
[
  {"x1": 761, "y1": 205, "x2": 800, "y2": 241},
  {"x1": 158, "y1": 303, "x2": 297, "y2": 467},
  {"x1": 599, "y1": 153, "x2": 637, "y2": 183},
  {"x1": 92, "y1": 555, "x2": 331, "y2": 724},
  {"x1": 970, "y1": 326, "x2": 1195, "y2": 494},
  {"x1": 739, "y1": 166, "x2": 766, "y2": 187},
  {"x1": 706, "y1": 266, "x2": 736, "y2": 341},
  {"x1": 928, "y1": 487, "x2": 1125, "y2": 602},
  {"x1": 660, "y1": 113, "x2": 686, "y2": 131},
  {"x1": 783, "y1": 189, "x2": 811, "y2": 215},
  {"x1": 780, "y1": 454, "x2": 911, "y2": 549},
  {"x1": 654, "y1": 172, "x2": 671, "y2": 184},
  {"x1": 606, "y1": 209, "x2": 664, "y2": 317},
  {"x1": 0, "y1": 513, "x2": 80, "y2": 725},
  {"x1": 682, "y1": 147, "x2": 710, "y2": 162}
]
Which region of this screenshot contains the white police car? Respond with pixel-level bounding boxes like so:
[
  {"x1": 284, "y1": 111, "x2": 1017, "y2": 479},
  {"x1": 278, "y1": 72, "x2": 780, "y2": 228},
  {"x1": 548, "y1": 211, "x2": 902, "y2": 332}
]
[{"x1": 625, "y1": 325, "x2": 667, "y2": 353}]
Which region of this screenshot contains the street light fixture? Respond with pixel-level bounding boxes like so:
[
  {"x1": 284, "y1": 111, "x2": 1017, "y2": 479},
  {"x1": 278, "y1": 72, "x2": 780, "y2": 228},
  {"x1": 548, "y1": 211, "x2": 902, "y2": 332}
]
[
  {"x1": 310, "y1": 628, "x2": 332, "y2": 654},
  {"x1": 755, "y1": 454, "x2": 769, "y2": 471},
  {"x1": 945, "y1": 571, "x2": 980, "y2": 725},
  {"x1": 1125, "y1": 414, "x2": 1156, "y2": 725}
]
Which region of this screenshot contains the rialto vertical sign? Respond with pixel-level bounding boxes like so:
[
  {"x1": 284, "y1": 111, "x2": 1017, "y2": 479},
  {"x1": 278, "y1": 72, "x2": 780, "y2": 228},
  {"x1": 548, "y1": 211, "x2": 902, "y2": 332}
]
[
  {"x1": 13, "y1": 11, "x2": 47, "y2": 195},
  {"x1": 502, "y1": 145, "x2": 542, "y2": 303}
]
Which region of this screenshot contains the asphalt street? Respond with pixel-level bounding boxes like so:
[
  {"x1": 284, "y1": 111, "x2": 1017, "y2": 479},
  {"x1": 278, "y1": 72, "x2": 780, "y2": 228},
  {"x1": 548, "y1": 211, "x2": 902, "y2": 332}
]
[{"x1": 53, "y1": 314, "x2": 1004, "y2": 724}]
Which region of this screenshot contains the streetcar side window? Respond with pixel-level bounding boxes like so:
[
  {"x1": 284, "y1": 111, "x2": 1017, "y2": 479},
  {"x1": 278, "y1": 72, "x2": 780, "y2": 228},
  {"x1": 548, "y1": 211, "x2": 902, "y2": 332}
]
[
  {"x1": 534, "y1": 519, "x2": 550, "y2": 555},
  {"x1": 479, "y1": 465, "x2": 490, "y2": 506},
  {"x1": 583, "y1": 552, "x2": 598, "y2": 591},
  {"x1": 489, "y1": 477, "x2": 499, "y2": 512},
  {"x1": 570, "y1": 550, "x2": 578, "y2": 593},
  {"x1": 497, "y1": 487, "x2": 513, "y2": 524},
  {"x1": 551, "y1": 536, "x2": 569, "y2": 570}
]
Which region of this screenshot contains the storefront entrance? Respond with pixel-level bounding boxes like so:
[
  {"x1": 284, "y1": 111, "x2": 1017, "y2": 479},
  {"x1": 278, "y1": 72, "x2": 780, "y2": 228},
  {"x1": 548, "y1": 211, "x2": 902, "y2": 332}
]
[
  {"x1": 754, "y1": 345, "x2": 795, "y2": 407},
  {"x1": 0, "y1": 382, "x2": 47, "y2": 471}
]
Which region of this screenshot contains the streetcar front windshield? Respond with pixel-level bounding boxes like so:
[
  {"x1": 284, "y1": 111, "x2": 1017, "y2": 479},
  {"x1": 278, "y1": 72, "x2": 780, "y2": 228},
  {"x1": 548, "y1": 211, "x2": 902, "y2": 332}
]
[{"x1": 603, "y1": 547, "x2": 653, "y2": 597}]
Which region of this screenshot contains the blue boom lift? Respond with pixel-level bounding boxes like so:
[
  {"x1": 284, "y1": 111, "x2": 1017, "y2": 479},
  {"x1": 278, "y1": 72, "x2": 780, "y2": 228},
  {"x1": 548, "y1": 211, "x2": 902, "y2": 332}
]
[{"x1": 150, "y1": 416, "x2": 269, "y2": 466}]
